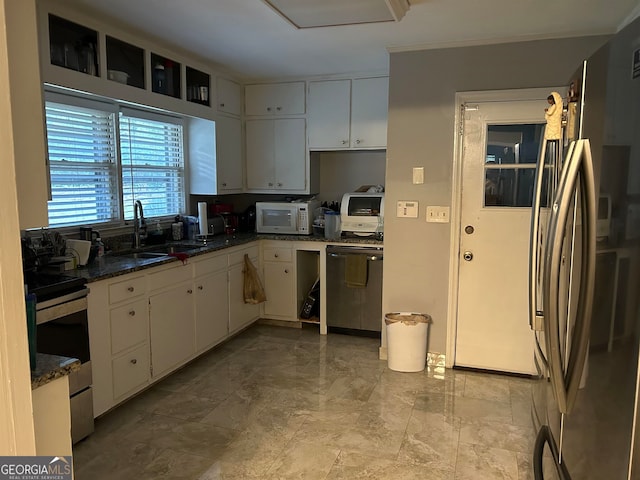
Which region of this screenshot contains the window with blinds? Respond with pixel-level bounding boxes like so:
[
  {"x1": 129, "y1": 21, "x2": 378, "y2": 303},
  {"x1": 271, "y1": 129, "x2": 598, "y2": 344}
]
[
  {"x1": 119, "y1": 110, "x2": 185, "y2": 220},
  {"x1": 44, "y1": 95, "x2": 186, "y2": 227},
  {"x1": 46, "y1": 102, "x2": 119, "y2": 227}
]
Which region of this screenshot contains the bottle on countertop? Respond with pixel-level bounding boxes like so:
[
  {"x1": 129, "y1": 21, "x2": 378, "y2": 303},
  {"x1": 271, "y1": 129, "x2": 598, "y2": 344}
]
[{"x1": 95, "y1": 237, "x2": 105, "y2": 257}]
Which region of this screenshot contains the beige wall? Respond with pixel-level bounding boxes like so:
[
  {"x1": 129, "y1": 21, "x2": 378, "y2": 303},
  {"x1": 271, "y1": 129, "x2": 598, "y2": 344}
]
[
  {"x1": 315, "y1": 150, "x2": 386, "y2": 204},
  {"x1": 383, "y1": 35, "x2": 610, "y2": 355}
]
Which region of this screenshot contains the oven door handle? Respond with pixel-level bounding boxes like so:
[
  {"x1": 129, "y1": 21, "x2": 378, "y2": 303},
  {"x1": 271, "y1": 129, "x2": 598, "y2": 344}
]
[
  {"x1": 36, "y1": 295, "x2": 88, "y2": 325},
  {"x1": 35, "y1": 287, "x2": 89, "y2": 311}
]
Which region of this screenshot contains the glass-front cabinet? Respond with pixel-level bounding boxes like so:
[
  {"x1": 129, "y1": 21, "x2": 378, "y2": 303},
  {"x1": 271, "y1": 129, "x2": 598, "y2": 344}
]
[
  {"x1": 151, "y1": 53, "x2": 181, "y2": 99},
  {"x1": 186, "y1": 67, "x2": 210, "y2": 106},
  {"x1": 48, "y1": 14, "x2": 98, "y2": 77},
  {"x1": 105, "y1": 36, "x2": 144, "y2": 89}
]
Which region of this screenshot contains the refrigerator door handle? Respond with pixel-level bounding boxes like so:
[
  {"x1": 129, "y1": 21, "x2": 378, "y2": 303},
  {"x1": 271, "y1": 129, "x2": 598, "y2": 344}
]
[
  {"x1": 529, "y1": 138, "x2": 574, "y2": 333},
  {"x1": 543, "y1": 139, "x2": 596, "y2": 415},
  {"x1": 565, "y1": 139, "x2": 596, "y2": 411},
  {"x1": 529, "y1": 135, "x2": 548, "y2": 331}
]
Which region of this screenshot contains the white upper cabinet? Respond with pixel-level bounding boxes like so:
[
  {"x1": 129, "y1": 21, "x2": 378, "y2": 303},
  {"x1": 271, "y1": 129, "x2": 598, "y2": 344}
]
[
  {"x1": 216, "y1": 116, "x2": 243, "y2": 192},
  {"x1": 216, "y1": 77, "x2": 242, "y2": 116},
  {"x1": 307, "y1": 79, "x2": 351, "y2": 149},
  {"x1": 245, "y1": 118, "x2": 306, "y2": 192},
  {"x1": 308, "y1": 76, "x2": 389, "y2": 150},
  {"x1": 188, "y1": 116, "x2": 242, "y2": 195},
  {"x1": 350, "y1": 77, "x2": 389, "y2": 148},
  {"x1": 245, "y1": 82, "x2": 305, "y2": 116}
]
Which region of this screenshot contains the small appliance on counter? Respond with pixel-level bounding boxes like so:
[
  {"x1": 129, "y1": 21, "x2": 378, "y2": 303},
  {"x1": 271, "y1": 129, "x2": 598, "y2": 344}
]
[
  {"x1": 340, "y1": 192, "x2": 384, "y2": 237},
  {"x1": 238, "y1": 205, "x2": 256, "y2": 233},
  {"x1": 256, "y1": 199, "x2": 320, "y2": 235}
]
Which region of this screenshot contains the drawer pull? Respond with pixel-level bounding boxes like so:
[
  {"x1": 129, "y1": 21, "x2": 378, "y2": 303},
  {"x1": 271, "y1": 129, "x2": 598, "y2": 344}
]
[
  {"x1": 187, "y1": 289, "x2": 193, "y2": 294},
  {"x1": 198, "y1": 285, "x2": 203, "y2": 290},
  {"x1": 127, "y1": 286, "x2": 135, "y2": 292},
  {"x1": 284, "y1": 269, "x2": 289, "y2": 274},
  {"x1": 129, "y1": 310, "x2": 136, "y2": 316},
  {"x1": 130, "y1": 358, "x2": 137, "y2": 365},
  {"x1": 274, "y1": 253, "x2": 279, "y2": 258}
]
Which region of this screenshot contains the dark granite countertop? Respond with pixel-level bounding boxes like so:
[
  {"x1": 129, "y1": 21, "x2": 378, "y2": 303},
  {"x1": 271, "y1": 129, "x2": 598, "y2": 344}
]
[
  {"x1": 31, "y1": 353, "x2": 81, "y2": 390},
  {"x1": 63, "y1": 232, "x2": 383, "y2": 284}
]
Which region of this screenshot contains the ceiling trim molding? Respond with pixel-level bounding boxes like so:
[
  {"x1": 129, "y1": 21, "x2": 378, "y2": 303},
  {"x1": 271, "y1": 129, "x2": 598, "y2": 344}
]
[
  {"x1": 386, "y1": 29, "x2": 616, "y2": 54},
  {"x1": 385, "y1": 0, "x2": 411, "y2": 21}
]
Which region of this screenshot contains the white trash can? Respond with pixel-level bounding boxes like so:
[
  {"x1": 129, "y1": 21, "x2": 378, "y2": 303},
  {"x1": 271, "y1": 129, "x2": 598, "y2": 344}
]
[{"x1": 385, "y1": 312, "x2": 431, "y2": 372}]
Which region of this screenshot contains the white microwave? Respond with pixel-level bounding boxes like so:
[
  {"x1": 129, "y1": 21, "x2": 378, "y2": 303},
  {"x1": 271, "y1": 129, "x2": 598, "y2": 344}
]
[{"x1": 256, "y1": 200, "x2": 320, "y2": 235}]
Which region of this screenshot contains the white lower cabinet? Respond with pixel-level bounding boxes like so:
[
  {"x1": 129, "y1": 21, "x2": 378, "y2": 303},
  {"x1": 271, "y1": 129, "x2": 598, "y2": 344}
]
[
  {"x1": 194, "y1": 269, "x2": 229, "y2": 352},
  {"x1": 149, "y1": 281, "x2": 196, "y2": 378},
  {"x1": 228, "y1": 245, "x2": 260, "y2": 333},
  {"x1": 88, "y1": 242, "x2": 262, "y2": 417},
  {"x1": 88, "y1": 272, "x2": 150, "y2": 417},
  {"x1": 262, "y1": 244, "x2": 296, "y2": 320},
  {"x1": 112, "y1": 344, "x2": 150, "y2": 399}
]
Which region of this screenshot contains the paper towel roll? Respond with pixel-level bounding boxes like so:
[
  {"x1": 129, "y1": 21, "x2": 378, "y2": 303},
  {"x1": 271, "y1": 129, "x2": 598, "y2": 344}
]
[{"x1": 198, "y1": 202, "x2": 208, "y2": 236}]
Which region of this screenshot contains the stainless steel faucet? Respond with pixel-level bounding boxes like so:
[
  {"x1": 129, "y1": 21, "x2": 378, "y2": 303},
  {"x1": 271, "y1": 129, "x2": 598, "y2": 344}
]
[{"x1": 133, "y1": 200, "x2": 146, "y2": 249}]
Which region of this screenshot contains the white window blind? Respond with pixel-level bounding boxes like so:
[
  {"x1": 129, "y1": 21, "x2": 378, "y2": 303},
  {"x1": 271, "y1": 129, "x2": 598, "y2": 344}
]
[
  {"x1": 45, "y1": 102, "x2": 118, "y2": 227},
  {"x1": 119, "y1": 110, "x2": 185, "y2": 220}
]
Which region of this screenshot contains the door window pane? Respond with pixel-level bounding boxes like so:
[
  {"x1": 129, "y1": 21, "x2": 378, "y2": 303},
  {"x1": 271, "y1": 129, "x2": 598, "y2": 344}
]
[{"x1": 484, "y1": 123, "x2": 543, "y2": 207}]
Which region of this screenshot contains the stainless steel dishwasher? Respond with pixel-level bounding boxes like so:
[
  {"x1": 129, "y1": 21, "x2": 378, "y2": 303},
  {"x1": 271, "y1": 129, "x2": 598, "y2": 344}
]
[{"x1": 326, "y1": 245, "x2": 383, "y2": 335}]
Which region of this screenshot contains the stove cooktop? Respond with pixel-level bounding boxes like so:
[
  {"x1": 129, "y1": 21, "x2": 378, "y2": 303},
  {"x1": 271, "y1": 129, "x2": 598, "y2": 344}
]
[{"x1": 24, "y1": 272, "x2": 87, "y2": 302}]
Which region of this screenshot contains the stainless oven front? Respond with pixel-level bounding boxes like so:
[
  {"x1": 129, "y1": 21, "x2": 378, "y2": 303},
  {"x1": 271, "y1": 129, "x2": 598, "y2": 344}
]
[{"x1": 36, "y1": 288, "x2": 94, "y2": 443}]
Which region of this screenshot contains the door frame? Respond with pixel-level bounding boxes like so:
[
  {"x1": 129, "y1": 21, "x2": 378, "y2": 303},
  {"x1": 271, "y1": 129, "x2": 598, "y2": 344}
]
[{"x1": 446, "y1": 87, "x2": 564, "y2": 368}]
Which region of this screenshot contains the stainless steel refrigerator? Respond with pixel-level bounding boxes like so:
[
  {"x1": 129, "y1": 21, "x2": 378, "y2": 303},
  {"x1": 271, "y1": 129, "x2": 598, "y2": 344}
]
[{"x1": 529, "y1": 15, "x2": 640, "y2": 479}]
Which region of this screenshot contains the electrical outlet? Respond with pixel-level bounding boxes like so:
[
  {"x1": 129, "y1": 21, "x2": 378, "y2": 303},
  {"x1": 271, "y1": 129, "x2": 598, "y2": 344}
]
[{"x1": 426, "y1": 206, "x2": 450, "y2": 223}]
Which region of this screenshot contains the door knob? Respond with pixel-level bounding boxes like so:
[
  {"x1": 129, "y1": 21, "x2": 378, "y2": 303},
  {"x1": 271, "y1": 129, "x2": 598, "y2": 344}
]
[{"x1": 463, "y1": 251, "x2": 473, "y2": 261}]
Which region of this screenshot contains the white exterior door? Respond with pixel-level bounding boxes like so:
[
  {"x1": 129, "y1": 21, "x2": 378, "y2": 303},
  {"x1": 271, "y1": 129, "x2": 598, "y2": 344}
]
[{"x1": 455, "y1": 96, "x2": 548, "y2": 374}]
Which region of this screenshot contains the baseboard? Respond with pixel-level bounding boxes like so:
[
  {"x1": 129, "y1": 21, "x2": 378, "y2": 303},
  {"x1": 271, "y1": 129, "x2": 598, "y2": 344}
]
[{"x1": 257, "y1": 318, "x2": 302, "y2": 329}]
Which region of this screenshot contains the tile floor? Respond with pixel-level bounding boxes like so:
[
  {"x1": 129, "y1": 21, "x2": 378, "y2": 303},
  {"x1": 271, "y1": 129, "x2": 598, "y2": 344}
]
[{"x1": 73, "y1": 324, "x2": 535, "y2": 479}]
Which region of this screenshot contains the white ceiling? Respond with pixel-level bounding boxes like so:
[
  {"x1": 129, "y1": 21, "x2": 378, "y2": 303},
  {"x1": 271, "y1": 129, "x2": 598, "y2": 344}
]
[{"x1": 66, "y1": 0, "x2": 640, "y2": 81}]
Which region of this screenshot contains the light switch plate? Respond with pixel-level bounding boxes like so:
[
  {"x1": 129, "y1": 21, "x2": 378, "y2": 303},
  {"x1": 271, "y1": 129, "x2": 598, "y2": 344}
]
[
  {"x1": 397, "y1": 201, "x2": 419, "y2": 218},
  {"x1": 412, "y1": 167, "x2": 424, "y2": 184},
  {"x1": 426, "y1": 206, "x2": 450, "y2": 223}
]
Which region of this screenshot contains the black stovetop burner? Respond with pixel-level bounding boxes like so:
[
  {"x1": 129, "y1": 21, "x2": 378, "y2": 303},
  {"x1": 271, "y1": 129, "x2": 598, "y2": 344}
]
[{"x1": 24, "y1": 271, "x2": 87, "y2": 303}]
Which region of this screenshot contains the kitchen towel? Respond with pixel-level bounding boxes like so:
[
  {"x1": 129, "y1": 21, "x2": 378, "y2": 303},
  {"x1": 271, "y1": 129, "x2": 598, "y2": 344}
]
[{"x1": 345, "y1": 255, "x2": 368, "y2": 288}]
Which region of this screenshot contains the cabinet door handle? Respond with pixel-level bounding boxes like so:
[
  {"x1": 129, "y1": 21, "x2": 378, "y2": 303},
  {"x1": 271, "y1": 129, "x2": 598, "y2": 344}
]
[
  {"x1": 198, "y1": 285, "x2": 203, "y2": 290},
  {"x1": 342, "y1": 140, "x2": 348, "y2": 145},
  {"x1": 266, "y1": 107, "x2": 272, "y2": 112},
  {"x1": 129, "y1": 310, "x2": 136, "y2": 316},
  {"x1": 130, "y1": 358, "x2": 137, "y2": 365},
  {"x1": 284, "y1": 269, "x2": 289, "y2": 274},
  {"x1": 355, "y1": 139, "x2": 362, "y2": 144},
  {"x1": 277, "y1": 182, "x2": 283, "y2": 187},
  {"x1": 127, "y1": 286, "x2": 135, "y2": 292},
  {"x1": 276, "y1": 106, "x2": 281, "y2": 111},
  {"x1": 222, "y1": 182, "x2": 227, "y2": 187},
  {"x1": 187, "y1": 289, "x2": 193, "y2": 294},
  {"x1": 268, "y1": 182, "x2": 274, "y2": 187},
  {"x1": 219, "y1": 103, "x2": 225, "y2": 107},
  {"x1": 274, "y1": 253, "x2": 279, "y2": 258}
]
